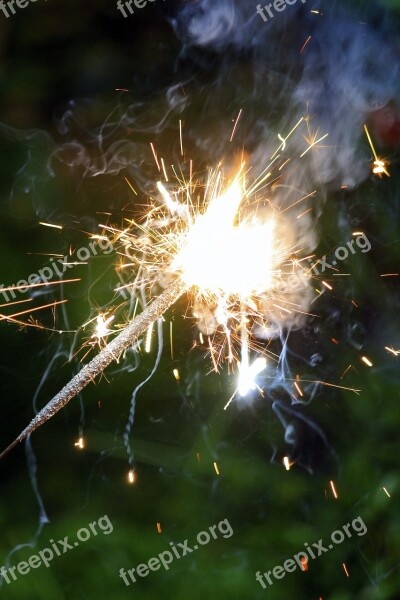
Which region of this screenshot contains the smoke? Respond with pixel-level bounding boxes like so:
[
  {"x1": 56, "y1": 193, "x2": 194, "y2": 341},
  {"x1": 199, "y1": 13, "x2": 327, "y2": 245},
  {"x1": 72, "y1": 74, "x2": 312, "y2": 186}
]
[
  {"x1": 5, "y1": 0, "x2": 399, "y2": 211},
  {"x1": 2, "y1": 0, "x2": 397, "y2": 386},
  {"x1": 174, "y1": 0, "x2": 400, "y2": 189},
  {"x1": 10, "y1": 0, "x2": 398, "y2": 216}
]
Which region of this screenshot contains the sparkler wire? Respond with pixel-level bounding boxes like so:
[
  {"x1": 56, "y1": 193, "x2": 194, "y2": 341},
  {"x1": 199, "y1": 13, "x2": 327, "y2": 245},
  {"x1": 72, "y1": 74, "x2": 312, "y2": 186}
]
[{"x1": 0, "y1": 278, "x2": 186, "y2": 461}]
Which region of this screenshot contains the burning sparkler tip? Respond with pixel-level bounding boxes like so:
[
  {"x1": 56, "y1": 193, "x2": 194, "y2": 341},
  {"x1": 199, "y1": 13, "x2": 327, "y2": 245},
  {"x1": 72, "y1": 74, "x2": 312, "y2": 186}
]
[{"x1": 74, "y1": 437, "x2": 85, "y2": 450}]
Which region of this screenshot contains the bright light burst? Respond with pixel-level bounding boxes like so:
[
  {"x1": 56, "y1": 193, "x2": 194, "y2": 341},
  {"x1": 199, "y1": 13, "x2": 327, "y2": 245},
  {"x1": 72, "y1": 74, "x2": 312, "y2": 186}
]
[
  {"x1": 93, "y1": 314, "x2": 115, "y2": 341},
  {"x1": 104, "y1": 112, "x2": 335, "y2": 404},
  {"x1": 364, "y1": 124, "x2": 390, "y2": 177},
  {"x1": 115, "y1": 156, "x2": 312, "y2": 399},
  {"x1": 4, "y1": 116, "x2": 375, "y2": 463},
  {"x1": 171, "y1": 176, "x2": 275, "y2": 297},
  {"x1": 238, "y1": 357, "x2": 267, "y2": 397}
]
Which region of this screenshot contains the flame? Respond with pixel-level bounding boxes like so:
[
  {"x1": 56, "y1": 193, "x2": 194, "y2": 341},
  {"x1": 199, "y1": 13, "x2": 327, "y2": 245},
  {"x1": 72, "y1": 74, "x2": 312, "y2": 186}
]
[
  {"x1": 169, "y1": 173, "x2": 277, "y2": 396},
  {"x1": 238, "y1": 326, "x2": 267, "y2": 396},
  {"x1": 172, "y1": 177, "x2": 276, "y2": 298},
  {"x1": 116, "y1": 159, "x2": 310, "y2": 397},
  {"x1": 238, "y1": 356, "x2": 267, "y2": 396},
  {"x1": 93, "y1": 314, "x2": 114, "y2": 340}
]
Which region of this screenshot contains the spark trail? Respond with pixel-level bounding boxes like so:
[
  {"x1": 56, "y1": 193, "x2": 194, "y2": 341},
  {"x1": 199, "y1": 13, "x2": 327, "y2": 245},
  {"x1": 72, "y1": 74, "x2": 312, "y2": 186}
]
[
  {"x1": 0, "y1": 119, "x2": 327, "y2": 460},
  {"x1": 0, "y1": 279, "x2": 186, "y2": 460}
]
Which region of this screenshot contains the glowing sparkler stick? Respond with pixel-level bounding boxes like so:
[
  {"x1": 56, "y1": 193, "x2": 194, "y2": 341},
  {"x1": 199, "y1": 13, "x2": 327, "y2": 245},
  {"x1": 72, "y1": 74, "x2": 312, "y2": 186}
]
[
  {"x1": 0, "y1": 168, "x2": 282, "y2": 460},
  {"x1": 0, "y1": 279, "x2": 186, "y2": 460}
]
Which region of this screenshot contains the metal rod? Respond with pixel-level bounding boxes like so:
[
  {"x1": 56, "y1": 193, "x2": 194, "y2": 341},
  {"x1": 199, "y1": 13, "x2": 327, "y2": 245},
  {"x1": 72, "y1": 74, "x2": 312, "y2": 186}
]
[{"x1": 0, "y1": 279, "x2": 186, "y2": 461}]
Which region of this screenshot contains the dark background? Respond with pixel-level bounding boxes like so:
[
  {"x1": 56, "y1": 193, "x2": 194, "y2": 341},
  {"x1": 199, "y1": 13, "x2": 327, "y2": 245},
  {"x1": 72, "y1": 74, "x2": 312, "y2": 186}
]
[{"x1": 0, "y1": 1, "x2": 400, "y2": 599}]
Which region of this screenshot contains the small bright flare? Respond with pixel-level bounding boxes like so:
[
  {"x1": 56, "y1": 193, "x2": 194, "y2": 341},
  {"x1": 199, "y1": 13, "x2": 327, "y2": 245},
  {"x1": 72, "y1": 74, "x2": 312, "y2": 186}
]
[
  {"x1": 74, "y1": 437, "x2": 84, "y2": 449},
  {"x1": 93, "y1": 314, "x2": 115, "y2": 341},
  {"x1": 301, "y1": 556, "x2": 308, "y2": 571},
  {"x1": 330, "y1": 480, "x2": 339, "y2": 499},
  {"x1": 364, "y1": 124, "x2": 390, "y2": 177},
  {"x1": 283, "y1": 456, "x2": 293, "y2": 471},
  {"x1": 385, "y1": 346, "x2": 400, "y2": 357},
  {"x1": 128, "y1": 469, "x2": 136, "y2": 484},
  {"x1": 238, "y1": 357, "x2": 267, "y2": 397},
  {"x1": 157, "y1": 181, "x2": 182, "y2": 215},
  {"x1": 373, "y1": 159, "x2": 389, "y2": 176},
  {"x1": 294, "y1": 380, "x2": 304, "y2": 397},
  {"x1": 361, "y1": 356, "x2": 373, "y2": 367},
  {"x1": 39, "y1": 221, "x2": 63, "y2": 230}
]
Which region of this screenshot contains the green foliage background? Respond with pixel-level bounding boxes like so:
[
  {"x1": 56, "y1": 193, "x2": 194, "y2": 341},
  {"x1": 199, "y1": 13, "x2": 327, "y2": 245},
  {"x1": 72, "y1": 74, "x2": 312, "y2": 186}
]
[{"x1": 0, "y1": 1, "x2": 400, "y2": 599}]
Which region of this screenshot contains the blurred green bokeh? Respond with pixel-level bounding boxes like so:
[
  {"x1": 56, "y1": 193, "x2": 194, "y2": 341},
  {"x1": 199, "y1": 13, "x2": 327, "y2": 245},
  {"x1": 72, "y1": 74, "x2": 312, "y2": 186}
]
[{"x1": 0, "y1": 1, "x2": 400, "y2": 599}]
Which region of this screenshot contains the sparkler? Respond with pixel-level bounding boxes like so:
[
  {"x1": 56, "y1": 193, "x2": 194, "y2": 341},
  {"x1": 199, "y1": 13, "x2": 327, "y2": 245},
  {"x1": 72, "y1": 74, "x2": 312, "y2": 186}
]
[
  {"x1": 0, "y1": 118, "x2": 325, "y2": 461},
  {"x1": 0, "y1": 278, "x2": 186, "y2": 460},
  {"x1": 0, "y1": 170, "x2": 280, "y2": 459},
  {"x1": 364, "y1": 124, "x2": 390, "y2": 177}
]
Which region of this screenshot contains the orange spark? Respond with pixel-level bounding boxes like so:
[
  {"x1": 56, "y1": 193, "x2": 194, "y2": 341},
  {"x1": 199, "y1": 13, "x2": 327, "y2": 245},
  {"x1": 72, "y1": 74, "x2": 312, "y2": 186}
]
[
  {"x1": 300, "y1": 35, "x2": 312, "y2": 53},
  {"x1": 39, "y1": 221, "x2": 63, "y2": 230},
  {"x1": 283, "y1": 456, "x2": 293, "y2": 471},
  {"x1": 0, "y1": 300, "x2": 68, "y2": 322},
  {"x1": 361, "y1": 356, "x2": 373, "y2": 367},
  {"x1": 294, "y1": 381, "x2": 304, "y2": 397},
  {"x1": 125, "y1": 177, "x2": 138, "y2": 195},
  {"x1": 150, "y1": 142, "x2": 161, "y2": 171},
  {"x1": 330, "y1": 480, "x2": 338, "y2": 499},
  {"x1": 230, "y1": 108, "x2": 243, "y2": 142},
  {"x1": 385, "y1": 347, "x2": 400, "y2": 357},
  {"x1": 364, "y1": 125, "x2": 390, "y2": 177},
  {"x1": 0, "y1": 278, "x2": 80, "y2": 293}
]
